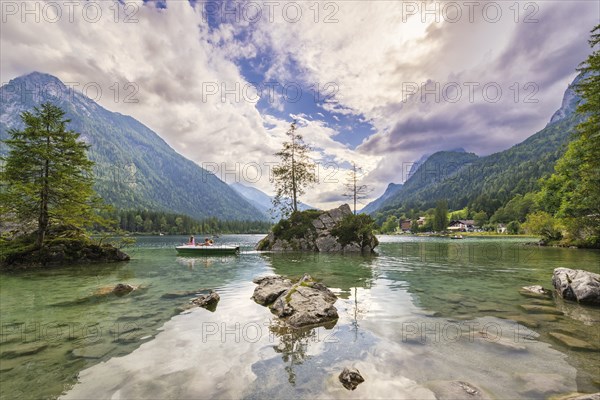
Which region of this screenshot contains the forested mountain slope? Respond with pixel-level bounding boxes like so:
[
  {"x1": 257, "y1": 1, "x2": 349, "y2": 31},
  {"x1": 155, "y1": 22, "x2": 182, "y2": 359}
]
[
  {"x1": 0, "y1": 72, "x2": 266, "y2": 221},
  {"x1": 373, "y1": 74, "x2": 584, "y2": 217}
]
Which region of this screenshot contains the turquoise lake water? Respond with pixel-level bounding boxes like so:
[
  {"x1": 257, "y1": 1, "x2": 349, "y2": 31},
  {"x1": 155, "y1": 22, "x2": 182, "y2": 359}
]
[{"x1": 1, "y1": 235, "x2": 598, "y2": 399}]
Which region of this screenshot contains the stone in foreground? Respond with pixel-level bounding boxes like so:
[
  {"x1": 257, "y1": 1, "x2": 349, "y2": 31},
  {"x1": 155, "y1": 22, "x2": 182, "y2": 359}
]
[
  {"x1": 339, "y1": 367, "x2": 365, "y2": 391},
  {"x1": 94, "y1": 283, "x2": 137, "y2": 297},
  {"x1": 552, "y1": 268, "x2": 600, "y2": 306},
  {"x1": 549, "y1": 332, "x2": 596, "y2": 351},
  {"x1": 551, "y1": 393, "x2": 600, "y2": 400},
  {"x1": 520, "y1": 285, "x2": 551, "y2": 297},
  {"x1": 191, "y1": 291, "x2": 220, "y2": 312},
  {"x1": 112, "y1": 283, "x2": 135, "y2": 296},
  {"x1": 251, "y1": 276, "x2": 293, "y2": 305},
  {"x1": 252, "y1": 274, "x2": 338, "y2": 328}
]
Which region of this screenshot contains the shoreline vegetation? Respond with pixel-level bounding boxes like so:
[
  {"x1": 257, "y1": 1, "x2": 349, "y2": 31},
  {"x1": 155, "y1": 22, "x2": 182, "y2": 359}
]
[
  {"x1": 95, "y1": 209, "x2": 273, "y2": 236},
  {"x1": 0, "y1": 103, "x2": 130, "y2": 269},
  {"x1": 373, "y1": 27, "x2": 599, "y2": 250},
  {"x1": 0, "y1": 228, "x2": 130, "y2": 270}
]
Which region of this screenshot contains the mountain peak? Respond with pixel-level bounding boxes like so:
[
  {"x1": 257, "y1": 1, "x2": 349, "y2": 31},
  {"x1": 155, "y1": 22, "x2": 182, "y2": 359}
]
[
  {"x1": 548, "y1": 72, "x2": 585, "y2": 125},
  {"x1": 2, "y1": 71, "x2": 70, "y2": 104},
  {"x1": 1, "y1": 72, "x2": 267, "y2": 221},
  {"x1": 7, "y1": 71, "x2": 65, "y2": 88}
]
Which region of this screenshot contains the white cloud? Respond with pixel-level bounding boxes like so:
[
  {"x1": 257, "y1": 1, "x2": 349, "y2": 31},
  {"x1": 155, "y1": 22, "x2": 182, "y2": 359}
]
[
  {"x1": 2, "y1": 0, "x2": 597, "y2": 209},
  {"x1": 233, "y1": 0, "x2": 599, "y2": 197}
]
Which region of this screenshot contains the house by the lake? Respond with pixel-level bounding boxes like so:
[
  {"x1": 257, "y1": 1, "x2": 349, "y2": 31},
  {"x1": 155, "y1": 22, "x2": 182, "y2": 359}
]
[
  {"x1": 400, "y1": 220, "x2": 412, "y2": 232},
  {"x1": 448, "y1": 219, "x2": 477, "y2": 232}
]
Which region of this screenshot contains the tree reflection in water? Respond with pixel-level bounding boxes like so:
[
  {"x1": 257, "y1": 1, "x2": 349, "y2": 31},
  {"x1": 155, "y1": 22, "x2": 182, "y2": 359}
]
[{"x1": 269, "y1": 320, "x2": 336, "y2": 385}]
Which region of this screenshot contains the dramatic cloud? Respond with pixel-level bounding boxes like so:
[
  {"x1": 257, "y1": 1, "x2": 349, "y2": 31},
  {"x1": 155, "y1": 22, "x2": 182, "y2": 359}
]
[
  {"x1": 233, "y1": 0, "x2": 598, "y2": 195},
  {"x1": 1, "y1": 0, "x2": 597, "y2": 208}
]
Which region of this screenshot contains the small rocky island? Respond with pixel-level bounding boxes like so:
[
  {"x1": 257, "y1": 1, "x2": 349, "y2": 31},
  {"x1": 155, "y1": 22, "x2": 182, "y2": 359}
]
[
  {"x1": 0, "y1": 226, "x2": 130, "y2": 269},
  {"x1": 256, "y1": 204, "x2": 378, "y2": 253}
]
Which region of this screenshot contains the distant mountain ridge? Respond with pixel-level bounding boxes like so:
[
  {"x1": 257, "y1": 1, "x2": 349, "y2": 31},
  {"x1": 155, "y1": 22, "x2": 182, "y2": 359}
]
[
  {"x1": 360, "y1": 183, "x2": 403, "y2": 215},
  {"x1": 369, "y1": 73, "x2": 584, "y2": 216},
  {"x1": 406, "y1": 147, "x2": 466, "y2": 181},
  {"x1": 548, "y1": 73, "x2": 586, "y2": 125},
  {"x1": 230, "y1": 182, "x2": 315, "y2": 220},
  {"x1": 0, "y1": 72, "x2": 267, "y2": 221}
]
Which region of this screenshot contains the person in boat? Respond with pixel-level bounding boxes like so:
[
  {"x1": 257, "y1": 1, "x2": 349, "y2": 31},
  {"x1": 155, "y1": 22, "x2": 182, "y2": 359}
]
[
  {"x1": 188, "y1": 235, "x2": 195, "y2": 245},
  {"x1": 202, "y1": 238, "x2": 212, "y2": 246}
]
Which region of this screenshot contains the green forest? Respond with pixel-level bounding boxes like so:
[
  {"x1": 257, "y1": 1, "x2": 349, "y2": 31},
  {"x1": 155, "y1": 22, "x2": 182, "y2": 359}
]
[
  {"x1": 103, "y1": 209, "x2": 272, "y2": 235},
  {"x1": 374, "y1": 25, "x2": 599, "y2": 248}
]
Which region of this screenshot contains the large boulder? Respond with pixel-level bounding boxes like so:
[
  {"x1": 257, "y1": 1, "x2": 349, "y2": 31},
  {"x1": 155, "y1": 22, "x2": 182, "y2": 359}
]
[
  {"x1": 256, "y1": 204, "x2": 378, "y2": 254},
  {"x1": 252, "y1": 276, "x2": 293, "y2": 305},
  {"x1": 552, "y1": 268, "x2": 600, "y2": 306},
  {"x1": 253, "y1": 274, "x2": 338, "y2": 328}
]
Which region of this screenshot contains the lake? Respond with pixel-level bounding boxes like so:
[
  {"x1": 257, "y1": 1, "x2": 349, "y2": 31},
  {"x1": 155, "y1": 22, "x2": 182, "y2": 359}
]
[{"x1": 1, "y1": 235, "x2": 598, "y2": 399}]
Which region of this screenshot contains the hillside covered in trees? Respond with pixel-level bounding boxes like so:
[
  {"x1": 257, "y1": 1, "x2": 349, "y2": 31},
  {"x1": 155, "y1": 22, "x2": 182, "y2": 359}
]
[
  {"x1": 371, "y1": 73, "x2": 585, "y2": 225},
  {"x1": 107, "y1": 209, "x2": 272, "y2": 235},
  {"x1": 0, "y1": 73, "x2": 266, "y2": 222}
]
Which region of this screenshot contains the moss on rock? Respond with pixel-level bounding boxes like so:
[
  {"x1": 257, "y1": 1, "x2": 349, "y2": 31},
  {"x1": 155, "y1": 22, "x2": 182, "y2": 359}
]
[
  {"x1": 1, "y1": 229, "x2": 130, "y2": 269},
  {"x1": 256, "y1": 205, "x2": 378, "y2": 253}
]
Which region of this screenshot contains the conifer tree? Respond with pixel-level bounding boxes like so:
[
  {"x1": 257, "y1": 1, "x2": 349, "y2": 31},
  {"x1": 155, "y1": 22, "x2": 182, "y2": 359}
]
[
  {"x1": 272, "y1": 121, "x2": 317, "y2": 217},
  {"x1": 1, "y1": 102, "x2": 100, "y2": 247}
]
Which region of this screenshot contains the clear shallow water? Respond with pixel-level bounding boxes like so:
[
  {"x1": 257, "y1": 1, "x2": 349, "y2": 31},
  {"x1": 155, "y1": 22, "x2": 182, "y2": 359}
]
[{"x1": 1, "y1": 235, "x2": 599, "y2": 399}]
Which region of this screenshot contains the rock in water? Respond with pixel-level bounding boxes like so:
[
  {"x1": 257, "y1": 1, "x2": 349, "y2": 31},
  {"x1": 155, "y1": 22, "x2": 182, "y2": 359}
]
[
  {"x1": 253, "y1": 274, "x2": 338, "y2": 328},
  {"x1": 112, "y1": 283, "x2": 135, "y2": 296},
  {"x1": 548, "y1": 332, "x2": 596, "y2": 351},
  {"x1": 191, "y1": 291, "x2": 220, "y2": 311},
  {"x1": 521, "y1": 285, "x2": 550, "y2": 296},
  {"x1": 427, "y1": 381, "x2": 492, "y2": 400},
  {"x1": 552, "y1": 268, "x2": 600, "y2": 306},
  {"x1": 339, "y1": 367, "x2": 364, "y2": 390},
  {"x1": 255, "y1": 204, "x2": 378, "y2": 253},
  {"x1": 251, "y1": 276, "x2": 293, "y2": 305},
  {"x1": 552, "y1": 393, "x2": 600, "y2": 400}
]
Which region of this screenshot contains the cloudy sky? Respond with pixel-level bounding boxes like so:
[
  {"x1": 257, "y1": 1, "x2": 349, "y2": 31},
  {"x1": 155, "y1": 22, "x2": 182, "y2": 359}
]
[{"x1": 1, "y1": 0, "x2": 598, "y2": 209}]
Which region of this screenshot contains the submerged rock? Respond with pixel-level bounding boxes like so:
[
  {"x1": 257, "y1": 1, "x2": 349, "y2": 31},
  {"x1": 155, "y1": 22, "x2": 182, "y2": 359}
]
[
  {"x1": 520, "y1": 304, "x2": 564, "y2": 315},
  {"x1": 520, "y1": 285, "x2": 551, "y2": 298},
  {"x1": 0, "y1": 342, "x2": 48, "y2": 359},
  {"x1": 426, "y1": 381, "x2": 492, "y2": 400},
  {"x1": 502, "y1": 315, "x2": 540, "y2": 329},
  {"x1": 468, "y1": 330, "x2": 528, "y2": 352},
  {"x1": 191, "y1": 291, "x2": 220, "y2": 312},
  {"x1": 71, "y1": 344, "x2": 112, "y2": 360},
  {"x1": 161, "y1": 289, "x2": 209, "y2": 299},
  {"x1": 548, "y1": 332, "x2": 597, "y2": 351},
  {"x1": 253, "y1": 274, "x2": 338, "y2": 328},
  {"x1": 554, "y1": 297, "x2": 600, "y2": 325},
  {"x1": 517, "y1": 373, "x2": 571, "y2": 397},
  {"x1": 552, "y1": 268, "x2": 600, "y2": 306},
  {"x1": 94, "y1": 283, "x2": 136, "y2": 297},
  {"x1": 551, "y1": 393, "x2": 600, "y2": 400},
  {"x1": 338, "y1": 367, "x2": 365, "y2": 391},
  {"x1": 113, "y1": 283, "x2": 135, "y2": 296}
]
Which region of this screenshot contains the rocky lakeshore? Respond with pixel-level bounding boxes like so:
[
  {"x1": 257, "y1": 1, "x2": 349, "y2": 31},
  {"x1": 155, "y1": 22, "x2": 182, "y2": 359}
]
[
  {"x1": 552, "y1": 268, "x2": 600, "y2": 306},
  {"x1": 1, "y1": 239, "x2": 130, "y2": 269}
]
